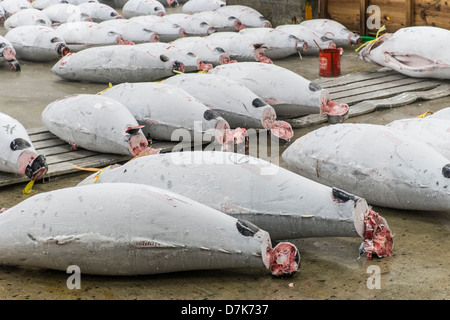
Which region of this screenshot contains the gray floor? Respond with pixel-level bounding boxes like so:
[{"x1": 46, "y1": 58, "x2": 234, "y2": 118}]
[{"x1": 1, "y1": 22, "x2": 450, "y2": 301}]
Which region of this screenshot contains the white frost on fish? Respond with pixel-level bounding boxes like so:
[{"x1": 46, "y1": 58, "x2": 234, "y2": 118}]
[
  {"x1": 0, "y1": 182, "x2": 299, "y2": 277},
  {"x1": 282, "y1": 123, "x2": 450, "y2": 211}
]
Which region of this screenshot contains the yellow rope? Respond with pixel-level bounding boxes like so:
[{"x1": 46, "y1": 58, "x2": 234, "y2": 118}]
[
  {"x1": 355, "y1": 25, "x2": 387, "y2": 53},
  {"x1": 22, "y1": 180, "x2": 35, "y2": 194}
]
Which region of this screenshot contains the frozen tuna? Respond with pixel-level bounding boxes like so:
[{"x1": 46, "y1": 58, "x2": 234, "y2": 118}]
[
  {"x1": 209, "y1": 62, "x2": 349, "y2": 121},
  {"x1": 4, "y1": 8, "x2": 52, "y2": 31},
  {"x1": 161, "y1": 13, "x2": 217, "y2": 36},
  {"x1": 300, "y1": 18, "x2": 361, "y2": 46},
  {"x1": 122, "y1": 0, "x2": 166, "y2": 18},
  {"x1": 163, "y1": 73, "x2": 294, "y2": 142},
  {"x1": 238, "y1": 27, "x2": 307, "y2": 60},
  {"x1": 169, "y1": 36, "x2": 235, "y2": 66},
  {"x1": 51, "y1": 44, "x2": 184, "y2": 83},
  {"x1": 276, "y1": 24, "x2": 340, "y2": 55},
  {"x1": 77, "y1": 2, "x2": 122, "y2": 22},
  {"x1": 55, "y1": 21, "x2": 133, "y2": 52},
  {"x1": 202, "y1": 32, "x2": 272, "y2": 63},
  {"x1": 0, "y1": 112, "x2": 48, "y2": 181},
  {"x1": 5, "y1": 25, "x2": 70, "y2": 62},
  {"x1": 0, "y1": 0, "x2": 32, "y2": 19},
  {"x1": 100, "y1": 19, "x2": 160, "y2": 44},
  {"x1": 99, "y1": 81, "x2": 230, "y2": 144},
  {"x1": 192, "y1": 9, "x2": 245, "y2": 32},
  {"x1": 386, "y1": 116, "x2": 450, "y2": 159},
  {"x1": 0, "y1": 35, "x2": 20, "y2": 71},
  {"x1": 358, "y1": 26, "x2": 450, "y2": 79},
  {"x1": 136, "y1": 42, "x2": 212, "y2": 72},
  {"x1": 130, "y1": 14, "x2": 187, "y2": 42},
  {"x1": 0, "y1": 182, "x2": 300, "y2": 276},
  {"x1": 282, "y1": 123, "x2": 450, "y2": 211},
  {"x1": 216, "y1": 5, "x2": 271, "y2": 28},
  {"x1": 182, "y1": 0, "x2": 226, "y2": 14},
  {"x1": 77, "y1": 151, "x2": 393, "y2": 259},
  {"x1": 41, "y1": 94, "x2": 150, "y2": 156}
]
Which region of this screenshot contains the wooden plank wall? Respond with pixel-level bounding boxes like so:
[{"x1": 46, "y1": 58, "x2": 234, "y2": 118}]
[{"x1": 320, "y1": 0, "x2": 449, "y2": 35}]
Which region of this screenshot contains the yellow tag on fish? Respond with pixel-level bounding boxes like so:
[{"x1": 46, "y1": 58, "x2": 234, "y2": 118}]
[
  {"x1": 416, "y1": 110, "x2": 434, "y2": 118},
  {"x1": 23, "y1": 180, "x2": 35, "y2": 195}
]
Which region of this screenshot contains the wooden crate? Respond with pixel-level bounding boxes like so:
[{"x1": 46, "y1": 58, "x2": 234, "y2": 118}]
[{"x1": 320, "y1": 0, "x2": 449, "y2": 35}]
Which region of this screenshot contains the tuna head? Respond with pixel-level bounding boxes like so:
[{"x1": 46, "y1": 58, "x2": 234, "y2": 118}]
[
  {"x1": 16, "y1": 148, "x2": 48, "y2": 181},
  {"x1": 0, "y1": 46, "x2": 20, "y2": 72},
  {"x1": 236, "y1": 219, "x2": 300, "y2": 277},
  {"x1": 124, "y1": 125, "x2": 149, "y2": 156},
  {"x1": 310, "y1": 82, "x2": 349, "y2": 123},
  {"x1": 257, "y1": 100, "x2": 294, "y2": 142},
  {"x1": 202, "y1": 109, "x2": 231, "y2": 144}
]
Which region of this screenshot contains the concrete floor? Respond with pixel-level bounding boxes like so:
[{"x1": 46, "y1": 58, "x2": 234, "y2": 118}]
[{"x1": 1, "y1": 20, "x2": 450, "y2": 302}]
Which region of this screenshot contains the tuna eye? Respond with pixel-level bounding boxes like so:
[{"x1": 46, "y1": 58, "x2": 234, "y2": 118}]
[
  {"x1": 110, "y1": 12, "x2": 117, "y2": 17},
  {"x1": 252, "y1": 98, "x2": 267, "y2": 108},
  {"x1": 50, "y1": 37, "x2": 62, "y2": 43},
  {"x1": 203, "y1": 109, "x2": 219, "y2": 120},
  {"x1": 443, "y1": 164, "x2": 450, "y2": 178},
  {"x1": 309, "y1": 82, "x2": 322, "y2": 92},
  {"x1": 10, "y1": 138, "x2": 31, "y2": 151},
  {"x1": 236, "y1": 220, "x2": 259, "y2": 237}
]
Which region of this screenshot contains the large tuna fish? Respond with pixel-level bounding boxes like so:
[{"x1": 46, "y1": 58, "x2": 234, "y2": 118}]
[
  {"x1": 100, "y1": 19, "x2": 160, "y2": 44},
  {"x1": 77, "y1": 151, "x2": 393, "y2": 259},
  {"x1": 55, "y1": 21, "x2": 133, "y2": 52},
  {"x1": 77, "y1": 1, "x2": 122, "y2": 22},
  {"x1": 31, "y1": 0, "x2": 67, "y2": 10},
  {"x1": 0, "y1": 183, "x2": 299, "y2": 276},
  {"x1": 161, "y1": 13, "x2": 217, "y2": 36},
  {"x1": 0, "y1": 0, "x2": 32, "y2": 19},
  {"x1": 0, "y1": 35, "x2": 20, "y2": 71},
  {"x1": 51, "y1": 44, "x2": 184, "y2": 83},
  {"x1": 358, "y1": 26, "x2": 450, "y2": 79},
  {"x1": 0, "y1": 112, "x2": 48, "y2": 181},
  {"x1": 276, "y1": 24, "x2": 340, "y2": 55},
  {"x1": 182, "y1": 0, "x2": 226, "y2": 14},
  {"x1": 5, "y1": 25, "x2": 70, "y2": 62},
  {"x1": 238, "y1": 27, "x2": 308, "y2": 60},
  {"x1": 136, "y1": 42, "x2": 212, "y2": 72},
  {"x1": 122, "y1": 0, "x2": 166, "y2": 18},
  {"x1": 209, "y1": 62, "x2": 349, "y2": 121},
  {"x1": 192, "y1": 9, "x2": 245, "y2": 32},
  {"x1": 386, "y1": 116, "x2": 450, "y2": 159},
  {"x1": 216, "y1": 5, "x2": 271, "y2": 28},
  {"x1": 202, "y1": 32, "x2": 272, "y2": 63},
  {"x1": 130, "y1": 15, "x2": 187, "y2": 42},
  {"x1": 41, "y1": 94, "x2": 151, "y2": 156},
  {"x1": 99, "y1": 82, "x2": 230, "y2": 144},
  {"x1": 4, "y1": 8, "x2": 52, "y2": 31},
  {"x1": 300, "y1": 19, "x2": 361, "y2": 46},
  {"x1": 169, "y1": 36, "x2": 235, "y2": 66},
  {"x1": 163, "y1": 73, "x2": 294, "y2": 142},
  {"x1": 42, "y1": 3, "x2": 85, "y2": 25},
  {"x1": 282, "y1": 123, "x2": 450, "y2": 211}
]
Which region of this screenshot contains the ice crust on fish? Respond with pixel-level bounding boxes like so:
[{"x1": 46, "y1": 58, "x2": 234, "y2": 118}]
[{"x1": 0, "y1": 183, "x2": 299, "y2": 277}]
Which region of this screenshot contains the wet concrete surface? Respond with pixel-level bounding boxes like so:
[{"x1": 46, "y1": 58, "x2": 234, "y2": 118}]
[{"x1": 1, "y1": 19, "x2": 450, "y2": 302}]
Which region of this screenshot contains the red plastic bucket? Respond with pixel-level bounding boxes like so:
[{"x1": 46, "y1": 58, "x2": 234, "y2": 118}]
[{"x1": 319, "y1": 49, "x2": 341, "y2": 77}]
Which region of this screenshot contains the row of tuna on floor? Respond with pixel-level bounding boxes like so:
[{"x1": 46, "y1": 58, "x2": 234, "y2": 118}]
[{"x1": 1, "y1": 1, "x2": 449, "y2": 277}]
